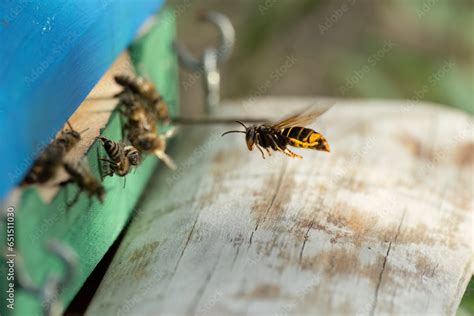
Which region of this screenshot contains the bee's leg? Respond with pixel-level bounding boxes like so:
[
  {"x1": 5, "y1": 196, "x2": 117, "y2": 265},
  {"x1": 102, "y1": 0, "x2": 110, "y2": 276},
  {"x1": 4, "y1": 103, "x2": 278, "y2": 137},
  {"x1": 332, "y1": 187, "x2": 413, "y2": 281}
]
[
  {"x1": 122, "y1": 123, "x2": 130, "y2": 142},
  {"x1": 63, "y1": 185, "x2": 70, "y2": 208},
  {"x1": 163, "y1": 126, "x2": 176, "y2": 139},
  {"x1": 119, "y1": 113, "x2": 125, "y2": 139},
  {"x1": 66, "y1": 189, "x2": 81, "y2": 208},
  {"x1": 98, "y1": 160, "x2": 107, "y2": 179},
  {"x1": 154, "y1": 150, "x2": 177, "y2": 170},
  {"x1": 58, "y1": 179, "x2": 73, "y2": 187},
  {"x1": 99, "y1": 159, "x2": 115, "y2": 178},
  {"x1": 87, "y1": 196, "x2": 93, "y2": 209},
  {"x1": 58, "y1": 179, "x2": 72, "y2": 208},
  {"x1": 256, "y1": 144, "x2": 266, "y2": 159},
  {"x1": 97, "y1": 147, "x2": 104, "y2": 181},
  {"x1": 123, "y1": 177, "x2": 126, "y2": 189},
  {"x1": 99, "y1": 158, "x2": 115, "y2": 164},
  {"x1": 113, "y1": 90, "x2": 124, "y2": 99}
]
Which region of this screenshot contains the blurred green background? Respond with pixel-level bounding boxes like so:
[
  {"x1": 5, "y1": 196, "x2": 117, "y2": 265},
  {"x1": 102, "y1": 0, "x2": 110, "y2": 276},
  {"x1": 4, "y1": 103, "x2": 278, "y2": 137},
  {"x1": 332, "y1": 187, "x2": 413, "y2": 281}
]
[
  {"x1": 169, "y1": 0, "x2": 473, "y2": 313},
  {"x1": 171, "y1": 0, "x2": 473, "y2": 116}
]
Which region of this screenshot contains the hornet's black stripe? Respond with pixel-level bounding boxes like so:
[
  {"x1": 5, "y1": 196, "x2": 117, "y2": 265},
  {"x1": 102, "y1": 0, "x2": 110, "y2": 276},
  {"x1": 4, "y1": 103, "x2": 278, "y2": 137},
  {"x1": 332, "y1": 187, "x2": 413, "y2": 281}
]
[{"x1": 282, "y1": 127, "x2": 312, "y2": 140}]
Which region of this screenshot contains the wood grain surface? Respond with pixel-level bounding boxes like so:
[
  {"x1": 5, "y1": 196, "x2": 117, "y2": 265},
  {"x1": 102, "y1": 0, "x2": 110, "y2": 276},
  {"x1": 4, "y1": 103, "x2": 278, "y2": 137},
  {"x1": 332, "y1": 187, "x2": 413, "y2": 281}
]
[{"x1": 86, "y1": 97, "x2": 473, "y2": 315}]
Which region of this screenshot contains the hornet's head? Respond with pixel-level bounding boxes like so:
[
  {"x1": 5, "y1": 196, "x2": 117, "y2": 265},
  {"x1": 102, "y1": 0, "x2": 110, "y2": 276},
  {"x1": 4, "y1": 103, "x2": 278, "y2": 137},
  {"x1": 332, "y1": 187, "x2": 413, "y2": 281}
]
[{"x1": 221, "y1": 121, "x2": 257, "y2": 151}]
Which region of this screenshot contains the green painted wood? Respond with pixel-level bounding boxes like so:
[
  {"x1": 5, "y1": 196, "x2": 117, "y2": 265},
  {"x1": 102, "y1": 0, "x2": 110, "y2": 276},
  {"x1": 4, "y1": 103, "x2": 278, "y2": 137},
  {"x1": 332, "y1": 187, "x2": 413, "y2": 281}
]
[
  {"x1": 1, "y1": 9, "x2": 177, "y2": 316},
  {"x1": 130, "y1": 10, "x2": 179, "y2": 118}
]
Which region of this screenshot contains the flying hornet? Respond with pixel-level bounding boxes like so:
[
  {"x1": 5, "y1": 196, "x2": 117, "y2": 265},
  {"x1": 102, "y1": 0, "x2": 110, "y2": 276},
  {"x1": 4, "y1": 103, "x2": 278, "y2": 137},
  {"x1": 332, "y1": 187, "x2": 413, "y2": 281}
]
[{"x1": 222, "y1": 107, "x2": 331, "y2": 159}]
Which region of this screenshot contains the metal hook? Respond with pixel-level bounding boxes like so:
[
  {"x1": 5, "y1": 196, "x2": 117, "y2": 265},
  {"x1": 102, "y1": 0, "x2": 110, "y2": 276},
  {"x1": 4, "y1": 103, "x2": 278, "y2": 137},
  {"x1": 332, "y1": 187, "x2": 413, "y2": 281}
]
[
  {"x1": 2, "y1": 236, "x2": 77, "y2": 316},
  {"x1": 174, "y1": 10, "x2": 235, "y2": 114},
  {"x1": 39, "y1": 240, "x2": 77, "y2": 316}
]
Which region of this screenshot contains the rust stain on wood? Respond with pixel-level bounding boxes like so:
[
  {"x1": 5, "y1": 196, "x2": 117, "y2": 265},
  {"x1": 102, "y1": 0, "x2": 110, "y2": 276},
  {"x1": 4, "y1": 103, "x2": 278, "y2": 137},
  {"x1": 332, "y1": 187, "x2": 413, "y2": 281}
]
[
  {"x1": 398, "y1": 132, "x2": 421, "y2": 156},
  {"x1": 212, "y1": 148, "x2": 245, "y2": 172},
  {"x1": 300, "y1": 248, "x2": 381, "y2": 284},
  {"x1": 455, "y1": 142, "x2": 474, "y2": 167},
  {"x1": 395, "y1": 223, "x2": 435, "y2": 246},
  {"x1": 398, "y1": 133, "x2": 434, "y2": 162},
  {"x1": 128, "y1": 241, "x2": 160, "y2": 262},
  {"x1": 235, "y1": 284, "x2": 281, "y2": 299},
  {"x1": 329, "y1": 203, "x2": 378, "y2": 234},
  {"x1": 128, "y1": 240, "x2": 160, "y2": 279},
  {"x1": 381, "y1": 254, "x2": 440, "y2": 294},
  {"x1": 325, "y1": 203, "x2": 454, "y2": 248},
  {"x1": 415, "y1": 253, "x2": 437, "y2": 277}
]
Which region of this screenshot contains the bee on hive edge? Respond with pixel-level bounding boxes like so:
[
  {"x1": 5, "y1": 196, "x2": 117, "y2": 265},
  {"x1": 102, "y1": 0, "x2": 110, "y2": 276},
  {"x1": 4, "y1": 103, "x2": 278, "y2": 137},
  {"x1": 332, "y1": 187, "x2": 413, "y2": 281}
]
[
  {"x1": 128, "y1": 128, "x2": 177, "y2": 170},
  {"x1": 114, "y1": 75, "x2": 169, "y2": 122},
  {"x1": 20, "y1": 145, "x2": 65, "y2": 185},
  {"x1": 54, "y1": 121, "x2": 88, "y2": 153},
  {"x1": 97, "y1": 136, "x2": 141, "y2": 177},
  {"x1": 20, "y1": 122, "x2": 88, "y2": 185},
  {"x1": 114, "y1": 75, "x2": 160, "y2": 103},
  {"x1": 222, "y1": 107, "x2": 331, "y2": 159},
  {"x1": 60, "y1": 162, "x2": 105, "y2": 206},
  {"x1": 118, "y1": 91, "x2": 156, "y2": 133}
]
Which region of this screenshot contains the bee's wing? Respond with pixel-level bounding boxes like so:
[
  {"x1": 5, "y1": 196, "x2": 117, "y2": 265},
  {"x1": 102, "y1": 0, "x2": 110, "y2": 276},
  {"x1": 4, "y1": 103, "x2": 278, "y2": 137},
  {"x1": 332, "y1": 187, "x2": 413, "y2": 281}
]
[{"x1": 272, "y1": 103, "x2": 333, "y2": 129}]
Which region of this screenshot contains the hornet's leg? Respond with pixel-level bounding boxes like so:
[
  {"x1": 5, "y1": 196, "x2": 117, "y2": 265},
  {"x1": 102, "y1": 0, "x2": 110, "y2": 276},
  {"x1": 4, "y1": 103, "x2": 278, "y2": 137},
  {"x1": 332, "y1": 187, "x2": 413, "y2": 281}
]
[
  {"x1": 254, "y1": 132, "x2": 266, "y2": 159},
  {"x1": 256, "y1": 144, "x2": 266, "y2": 159},
  {"x1": 269, "y1": 133, "x2": 303, "y2": 159},
  {"x1": 266, "y1": 135, "x2": 297, "y2": 158},
  {"x1": 283, "y1": 147, "x2": 302, "y2": 159}
]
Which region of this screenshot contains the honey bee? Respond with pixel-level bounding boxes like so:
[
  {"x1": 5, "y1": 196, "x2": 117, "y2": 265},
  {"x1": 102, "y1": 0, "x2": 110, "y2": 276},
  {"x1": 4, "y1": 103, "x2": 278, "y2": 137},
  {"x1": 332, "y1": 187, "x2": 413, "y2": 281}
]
[
  {"x1": 20, "y1": 145, "x2": 64, "y2": 185},
  {"x1": 128, "y1": 128, "x2": 176, "y2": 170},
  {"x1": 113, "y1": 74, "x2": 175, "y2": 169},
  {"x1": 114, "y1": 75, "x2": 169, "y2": 122},
  {"x1": 222, "y1": 107, "x2": 331, "y2": 159},
  {"x1": 55, "y1": 121, "x2": 88, "y2": 153},
  {"x1": 61, "y1": 162, "x2": 105, "y2": 205},
  {"x1": 119, "y1": 91, "x2": 156, "y2": 133},
  {"x1": 115, "y1": 75, "x2": 160, "y2": 103},
  {"x1": 97, "y1": 136, "x2": 141, "y2": 177},
  {"x1": 124, "y1": 145, "x2": 141, "y2": 166},
  {"x1": 21, "y1": 122, "x2": 87, "y2": 185}
]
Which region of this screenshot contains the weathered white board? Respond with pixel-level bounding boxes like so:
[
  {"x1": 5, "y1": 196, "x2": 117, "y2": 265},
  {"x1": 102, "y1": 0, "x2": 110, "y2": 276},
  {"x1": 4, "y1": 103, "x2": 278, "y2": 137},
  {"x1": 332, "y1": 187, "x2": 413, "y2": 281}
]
[{"x1": 86, "y1": 98, "x2": 473, "y2": 315}]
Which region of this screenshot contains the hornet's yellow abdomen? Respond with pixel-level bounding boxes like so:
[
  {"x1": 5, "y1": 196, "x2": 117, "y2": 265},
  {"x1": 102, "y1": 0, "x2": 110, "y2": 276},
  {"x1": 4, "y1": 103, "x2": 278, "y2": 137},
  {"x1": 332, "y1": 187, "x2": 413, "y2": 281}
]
[{"x1": 281, "y1": 127, "x2": 330, "y2": 152}]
